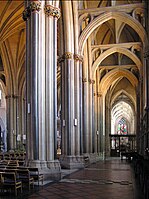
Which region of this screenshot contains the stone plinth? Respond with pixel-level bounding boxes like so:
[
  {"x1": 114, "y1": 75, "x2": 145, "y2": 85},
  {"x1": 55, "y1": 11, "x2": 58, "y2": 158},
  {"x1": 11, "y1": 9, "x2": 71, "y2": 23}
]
[
  {"x1": 60, "y1": 155, "x2": 84, "y2": 169},
  {"x1": 28, "y1": 160, "x2": 61, "y2": 181}
]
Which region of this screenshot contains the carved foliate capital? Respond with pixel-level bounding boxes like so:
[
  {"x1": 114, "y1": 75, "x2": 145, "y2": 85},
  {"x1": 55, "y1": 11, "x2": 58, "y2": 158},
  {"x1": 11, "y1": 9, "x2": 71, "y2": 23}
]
[
  {"x1": 97, "y1": 92, "x2": 102, "y2": 97},
  {"x1": 23, "y1": 1, "x2": 41, "y2": 21},
  {"x1": 144, "y1": 50, "x2": 149, "y2": 58},
  {"x1": 5, "y1": 95, "x2": 11, "y2": 99},
  {"x1": 89, "y1": 79, "x2": 95, "y2": 84},
  {"x1": 74, "y1": 54, "x2": 83, "y2": 62},
  {"x1": 58, "y1": 53, "x2": 83, "y2": 63},
  {"x1": 30, "y1": 1, "x2": 41, "y2": 12},
  {"x1": 82, "y1": 78, "x2": 87, "y2": 83},
  {"x1": 44, "y1": 5, "x2": 61, "y2": 19},
  {"x1": 12, "y1": 95, "x2": 19, "y2": 99},
  {"x1": 63, "y1": 52, "x2": 73, "y2": 60},
  {"x1": 22, "y1": 7, "x2": 31, "y2": 21}
]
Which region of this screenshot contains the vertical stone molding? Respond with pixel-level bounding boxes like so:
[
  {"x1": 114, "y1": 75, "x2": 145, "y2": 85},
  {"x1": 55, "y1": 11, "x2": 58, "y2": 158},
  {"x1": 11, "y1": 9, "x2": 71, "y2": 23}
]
[
  {"x1": 24, "y1": 0, "x2": 42, "y2": 161},
  {"x1": 5, "y1": 94, "x2": 19, "y2": 150},
  {"x1": 23, "y1": 0, "x2": 61, "y2": 179},
  {"x1": 44, "y1": 2, "x2": 61, "y2": 161}
]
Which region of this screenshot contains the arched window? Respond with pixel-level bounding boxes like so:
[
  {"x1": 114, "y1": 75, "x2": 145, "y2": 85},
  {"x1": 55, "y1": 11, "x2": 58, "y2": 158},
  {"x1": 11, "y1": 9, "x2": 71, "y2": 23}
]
[{"x1": 117, "y1": 118, "x2": 127, "y2": 135}]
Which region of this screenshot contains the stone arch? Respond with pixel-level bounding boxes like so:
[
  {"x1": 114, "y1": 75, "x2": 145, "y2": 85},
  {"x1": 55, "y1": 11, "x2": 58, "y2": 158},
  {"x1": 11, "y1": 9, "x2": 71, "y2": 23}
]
[
  {"x1": 99, "y1": 68, "x2": 138, "y2": 96},
  {"x1": 92, "y1": 47, "x2": 142, "y2": 78},
  {"x1": 79, "y1": 11, "x2": 148, "y2": 54},
  {"x1": 111, "y1": 89, "x2": 136, "y2": 111}
]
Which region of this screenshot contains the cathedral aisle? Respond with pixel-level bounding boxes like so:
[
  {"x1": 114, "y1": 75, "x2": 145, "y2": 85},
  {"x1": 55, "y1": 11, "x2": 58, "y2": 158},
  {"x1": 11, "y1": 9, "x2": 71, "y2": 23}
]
[{"x1": 0, "y1": 158, "x2": 144, "y2": 199}]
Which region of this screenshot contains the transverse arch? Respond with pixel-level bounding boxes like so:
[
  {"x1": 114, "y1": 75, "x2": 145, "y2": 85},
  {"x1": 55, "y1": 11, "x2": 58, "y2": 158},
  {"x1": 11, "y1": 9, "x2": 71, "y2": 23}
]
[{"x1": 79, "y1": 12, "x2": 147, "y2": 54}]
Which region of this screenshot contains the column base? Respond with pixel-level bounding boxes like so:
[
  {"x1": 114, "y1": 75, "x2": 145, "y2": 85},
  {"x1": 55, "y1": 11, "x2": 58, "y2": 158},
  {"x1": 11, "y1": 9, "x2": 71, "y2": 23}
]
[
  {"x1": 83, "y1": 153, "x2": 101, "y2": 166},
  {"x1": 60, "y1": 155, "x2": 84, "y2": 169},
  {"x1": 28, "y1": 159, "x2": 61, "y2": 181}
]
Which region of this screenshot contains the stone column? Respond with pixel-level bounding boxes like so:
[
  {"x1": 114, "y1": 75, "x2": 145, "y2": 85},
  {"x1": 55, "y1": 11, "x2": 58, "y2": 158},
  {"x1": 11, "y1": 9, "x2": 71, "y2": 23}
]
[
  {"x1": 59, "y1": 1, "x2": 84, "y2": 169},
  {"x1": 91, "y1": 80, "x2": 95, "y2": 153},
  {"x1": 5, "y1": 94, "x2": 19, "y2": 151},
  {"x1": 93, "y1": 82, "x2": 97, "y2": 154},
  {"x1": 43, "y1": 2, "x2": 61, "y2": 177},
  {"x1": 98, "y1": 97, "x2": 103, "y2": 155},
  {"x1": 144, "y1": 50, "x2": 149, "y2": 151},
  {"x1": 74, "y1": 54, "x2": 83, "y2": 156},
  {"x1": 44, "y1": 3, "x2": 60, "y2": 163},
  {"x1": 82, "y1": 77, "x2": 89, "y2": 153},
  {"x1": 5, "y1": 95, "x2": 13, "y2": 151},
  {"x1": 60, "y1": 53, "x2": 84, "y2": 169},
  {"x1": 144, "y1": 50, "x2": 149, "y2": 110},
  {"x1": 89, "y1": 79, "x2": 93, "y2": 154},
  {"x1": 79, "y1": 59, "x2": 83, "y2": 155},
  {"x1": 99, "y1": 93, "x2": 105, "y2": 158},
  {"x1": 13, "y1": 95, "x2": 19, "y2": 149},
  {"x1": 23, "y1": 0, "x2": 41, "y2": 162},
  {"x1": 23, "y1": 1, "x2": 61, "y2": 180}
]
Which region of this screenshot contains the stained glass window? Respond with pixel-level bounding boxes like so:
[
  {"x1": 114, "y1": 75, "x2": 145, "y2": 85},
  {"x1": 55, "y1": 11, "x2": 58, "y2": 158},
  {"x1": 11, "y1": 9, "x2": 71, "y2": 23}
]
[{"x1": 117, "y1": 118, "x2": 127, "y2": 135}]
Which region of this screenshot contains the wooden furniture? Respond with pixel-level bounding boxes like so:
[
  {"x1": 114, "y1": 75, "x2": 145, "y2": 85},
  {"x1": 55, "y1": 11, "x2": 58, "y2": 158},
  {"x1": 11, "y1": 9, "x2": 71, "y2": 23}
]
[
  {"x1": 1, "y1": 172, "x2": 22, "y2": 196},
  {"x1": 28, "y1": 167, "x2": 44, "y2": 185},
  {"x1": 17, "y1": 169, "x2": 34, "y2": 190}
]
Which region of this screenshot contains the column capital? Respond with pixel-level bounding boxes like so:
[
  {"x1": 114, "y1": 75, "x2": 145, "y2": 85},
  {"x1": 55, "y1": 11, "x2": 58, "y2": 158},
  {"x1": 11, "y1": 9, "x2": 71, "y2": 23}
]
[
  {"x1": 22, "y1": 7, "x2": 31, "y2": 21},
  {"x1": 58, "y1": 53, "x2": 84, "y2": 63},
  {"x1": 12, "y1": 95, "x2": 19, "y2": 99},
  {"x1": 144, "y1": 49, "x2": 149, "y2": 58},
  {"x1": 5, "y1": 94, "x2": 19, "y2": 99},
  {"x1": 63, "y1": 52, "x2": 73, "y2": 60},
  {"x1": 82, "y1": 78, "x2": 87, "y2": 83},
  {"x1": 97, "y1": 92, "x2": 102, "y2": 97},
  {"x1": 5, "y1": 95, "x2": 11, "y2": 99},
  {"x1": 22, "y1": 1, "x2": 41, "y2": 21},
  {"x1": 74, "y1": 54, "x2": 83, "y2": 62},
  {"x1": 30, "y1": 1, "x2": 41, "y2": 12},
  {"x1": 44, "y1": 5, "x2": 61, "y2": 19},
  {"x1": 89, "y1": 79, "x2": 95, "y2": 84}
]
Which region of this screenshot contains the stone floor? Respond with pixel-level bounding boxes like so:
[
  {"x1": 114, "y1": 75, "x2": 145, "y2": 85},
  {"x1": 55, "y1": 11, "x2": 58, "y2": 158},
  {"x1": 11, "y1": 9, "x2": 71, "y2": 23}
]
[{"x1": 0, "y1": 158, "x2": 144, "y2": 199}]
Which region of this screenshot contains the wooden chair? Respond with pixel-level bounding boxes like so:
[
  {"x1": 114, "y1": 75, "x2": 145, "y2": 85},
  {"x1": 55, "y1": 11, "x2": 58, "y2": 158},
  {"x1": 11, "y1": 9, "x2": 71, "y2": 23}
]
[
  {"x1": 17, "y1": 169, "x2": 34, "y2": 190},
  {"x1": 28, "y1": 167, "x2": 44, "y2": 185},
  {"x1": 1, "y1": 172, "x2": 22, "y2": 196}
]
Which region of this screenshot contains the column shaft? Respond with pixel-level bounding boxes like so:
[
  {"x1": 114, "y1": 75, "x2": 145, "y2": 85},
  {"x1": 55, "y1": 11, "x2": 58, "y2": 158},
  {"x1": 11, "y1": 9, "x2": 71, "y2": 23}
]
[{"x1": 30, "y1": 10, "x2": 39, "y2": 160}]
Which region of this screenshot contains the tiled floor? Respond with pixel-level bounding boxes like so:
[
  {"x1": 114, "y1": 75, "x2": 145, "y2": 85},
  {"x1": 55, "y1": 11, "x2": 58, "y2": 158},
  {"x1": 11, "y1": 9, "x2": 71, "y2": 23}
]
[{"x1": 0, "y1": 158, "x2": 144, "y2": 199}]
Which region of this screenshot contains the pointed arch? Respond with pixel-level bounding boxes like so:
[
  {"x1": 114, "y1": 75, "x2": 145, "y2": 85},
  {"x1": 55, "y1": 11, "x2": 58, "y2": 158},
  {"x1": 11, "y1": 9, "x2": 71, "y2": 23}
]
[
  {"x1": 99, "y1": 68, "x2": 138, "y2": 96},
  {"x1": 111, "y1": 89, "x2": 136, "y2": 111},
  {"x1": 92, "y1": 47, "x2": 142, "y2": 78},
  {"x1": 79, "y1": 11, "x2": 148, "y2": 54}
]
